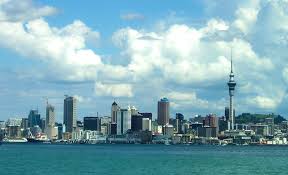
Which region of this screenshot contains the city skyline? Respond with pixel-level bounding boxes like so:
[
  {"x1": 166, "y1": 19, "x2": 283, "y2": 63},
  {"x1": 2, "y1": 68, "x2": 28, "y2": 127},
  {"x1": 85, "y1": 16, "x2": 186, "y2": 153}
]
[{"x1": 1, "y1": 0, "x2": 288, "y2": 120}]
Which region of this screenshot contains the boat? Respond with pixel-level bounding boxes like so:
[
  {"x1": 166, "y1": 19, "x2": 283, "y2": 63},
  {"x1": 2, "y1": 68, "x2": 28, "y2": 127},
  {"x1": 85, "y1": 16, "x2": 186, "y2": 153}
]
[
  {"x1": 27, "y1": 133, "x2": 50, "y2": 143},
  {"x1": 2, "y1": 138, "x2": 28, "y2": 143},
  {"x1": 27, "y1": 137, "x2": 50, "y2": 143}
]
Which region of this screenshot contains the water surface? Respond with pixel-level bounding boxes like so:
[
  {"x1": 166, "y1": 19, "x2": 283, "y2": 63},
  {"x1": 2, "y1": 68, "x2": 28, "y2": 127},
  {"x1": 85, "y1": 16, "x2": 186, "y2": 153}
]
[{"x1": 0, "y1": 144, "x2": 287, "y2": 175}]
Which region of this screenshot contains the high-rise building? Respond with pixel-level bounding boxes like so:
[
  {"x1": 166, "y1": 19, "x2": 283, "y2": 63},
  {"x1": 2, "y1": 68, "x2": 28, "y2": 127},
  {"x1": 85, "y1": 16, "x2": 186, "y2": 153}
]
[
  {"x1": 142, "y1": 118, "x2": 152, "y2": 131},
  {"x1": 116, "y1": 107, "x2": 131, "y2": 135},
  {"x1": 131, "y1": 113, "x2": 152, "y2": 132},
  {"x1": 176, "y1": 113, "x2": 184, "y2": 134},
  {"x1": 46, "y1": 104, "x2": 55, "y2": 128},
  {"x1": 227, "y1": 51, "x2": 237, "y2": 130},
  {"x1": 157, "y1": 97, "x2": 169, "y2": 126},
  {"x1": 100, "y1": 116, "x2": 111, "y2": 125},
  {"x1": 111, "y1": 101, "x2": 120, "y2": 123},
  {"x1": 28, "y1": 109, "x2": 41, "y2": 128},
  {"x1": 63, "y1": 96, "x2": 77, "y2": 133},
  {"x1": 108, "y1": 123, "x2": 117, "y2": 135},
  {"x1": 6, "y1": 118, "x2": 22, "y2": 127},
  {"x1": 45, "y1": 103, "x2": 56, "y2": 139},
  {"x1": 56, "y1": 123, "x2": 63, "y2": 139},
  {"x1": 204, "y1": 114, "x2": 218, "y2": 128},
  {"x1": 139, "y1": 113, "x2": 152, "y2": 120},
  {"x1": 131, "y1": 106, "x2": 138, "y2": 115},
  {"x1": 0, "y1": 121, "x2": 5, "y2": 129},
  {"x1": 84, "y1": 117, "x2": 101, "y2": 131},
  {"x1": 21, "y1": 118, "x2": 28, "y2": 130},
  {"x1": 204, "y1": 114, "x2": 219, "y2": 134},
  {"x1": 40, "y1": 118, "x2": 46, "y2": 132}
]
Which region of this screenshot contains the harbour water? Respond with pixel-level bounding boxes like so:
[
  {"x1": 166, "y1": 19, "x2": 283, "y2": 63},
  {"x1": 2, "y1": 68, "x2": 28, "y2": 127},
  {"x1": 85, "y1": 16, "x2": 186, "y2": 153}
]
[{"x1": 0, "y1": 144, "x2": 287, "y2": 175}]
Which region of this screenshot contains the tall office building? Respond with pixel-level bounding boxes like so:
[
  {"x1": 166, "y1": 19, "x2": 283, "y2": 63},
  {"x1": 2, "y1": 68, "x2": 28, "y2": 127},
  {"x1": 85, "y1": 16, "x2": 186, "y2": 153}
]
[
  {"x1": 84, "y1": 117, "x2": 101, "y2": 131},
  {"x1": 40, "y1": 118, "x2": 46, "y2": 132},
  {"x1": 227, "y1": 51, "x2": 237, "y2": 130},
  {"x1": 204, "y1": 114, "x2": 218, "y2": 128},
  {"x1": 21, "y1": 118, "x2": 28, "y2": 130},
  {"x1": 157, "y1": 98, "x2": 170, "y2": 126},
  {"x1": 176, "y1": 113, "x2": 184, "y2": 134},
  {"x1": 28, "y1": 109, "x2": 41, "y2": 128},
  {"x1": 46, "y1": 103, "x2": 56, "y2": 139},
  {"x1": 142, "y1": 118, "x2": 152, "y2": 131},
  {"x1": 116, "y1": 107, "x2": 131, "y2": 135},
  {"x1": 111, "y1": 101, "x2": 120, "y2": 123},
  {"x1": 131, "y1": 106, "x2": 138, "y2": 115},
  {"x1": 46, "y1": 104, "x2": 55, "y2": 128},
  {"x1": 131, "y1": 113, "x2": 152, "y2": 132},
  {"x1": 63, "y1": 96, "x2": 77, "y2": 133}
]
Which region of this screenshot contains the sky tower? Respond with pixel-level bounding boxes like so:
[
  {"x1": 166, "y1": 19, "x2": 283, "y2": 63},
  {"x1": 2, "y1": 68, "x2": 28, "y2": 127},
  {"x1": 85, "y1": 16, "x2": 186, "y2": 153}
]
[{"x1": 227, "y1": 51, "x2": 236, "y2": 130}]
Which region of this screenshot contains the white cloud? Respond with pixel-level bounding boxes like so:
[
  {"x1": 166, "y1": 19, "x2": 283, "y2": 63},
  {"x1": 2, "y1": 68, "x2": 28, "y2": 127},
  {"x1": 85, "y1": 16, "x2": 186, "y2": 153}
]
[
  {"x1": 73, "y1": 95, "x2": 92, "y2": 103},
  {"x1": 0, "y1": 18, "x2": 102, "y2": 81},
  {"x1": 2, "y1": 0, "x2": 288, "y2": 116},
  {"x1": 232, "y1": 0, "x2": 261, "y2": 35},
  {"x1": 112, "y1": 23, "x2": 273, "y2": 85},
  {"x1": 94, "y1": 82, "x2": 133, "y2": 98},
  {"x1": 248, "y1": 96, "x2": 281, "y2": 109},
  {"x1": 167, "y1": 91, "x2": 209, "y2": 109},
  {"x1": 0, "y1": 0, "x2": 57, "y2": 22}
]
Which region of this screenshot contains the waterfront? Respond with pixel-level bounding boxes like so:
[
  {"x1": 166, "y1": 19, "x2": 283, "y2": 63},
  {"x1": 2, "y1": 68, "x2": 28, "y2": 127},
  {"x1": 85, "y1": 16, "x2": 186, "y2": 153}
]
[{"x1": 0, "y1": 144, "x2": 288, "y2": 175}]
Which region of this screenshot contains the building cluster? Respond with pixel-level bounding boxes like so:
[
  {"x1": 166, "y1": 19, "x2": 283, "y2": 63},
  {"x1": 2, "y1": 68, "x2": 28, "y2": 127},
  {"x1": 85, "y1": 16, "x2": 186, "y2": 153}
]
[
  {"x1": 0, "y1": 95, "x2": 288, "y2": 145},
  {"x1": 1, "y1": 53, "x2": 288, "y2": 145}
]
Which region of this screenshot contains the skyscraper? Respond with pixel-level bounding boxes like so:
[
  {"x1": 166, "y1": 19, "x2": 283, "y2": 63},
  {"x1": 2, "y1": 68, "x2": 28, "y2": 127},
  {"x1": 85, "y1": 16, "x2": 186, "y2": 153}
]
[
  {"x1": 116, "y1": 107, "x2": 131, "y2": 135},
  {"x1": 176, "y1": 113, "x2": 184, "y2": 134},
  {"x1": 227, "y1": 51, "x2": 237, "y2": 130},
  {"x1": 63, "y1": 96, "x2": 77, "y2": 133},
  {"x1": 157, "y1": 97, "x2": 170, "y2": 126},
  {"x1": 46, "y1": 103, "x2": 56, "y2": 139},
  {"x1": 111, "y1": 101, "x2": 119, "y2": 123},
  {"x1": 28, "y1": 109, "x2": 41, "y2": 128},
  {"x1": 83, "y1": 117, "x2": 101, "y2": 131},
  {"x1": 46, "y1": 104, "x2": 55, "y2": 128}
]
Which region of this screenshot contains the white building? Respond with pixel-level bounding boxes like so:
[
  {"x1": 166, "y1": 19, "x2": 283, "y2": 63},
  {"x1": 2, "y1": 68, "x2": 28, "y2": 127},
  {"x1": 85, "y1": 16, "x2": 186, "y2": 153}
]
[
  {"x1": 117, "y1": 107, "x2": 131, "y2": 135},
  {"x1": 142, "y1": 118, "x2": 151, "y2": 131},
  {"x1": 46, "y1": 126, "x2": 58, "y2": 140},
  {"x1": 46, "y1": 103, "x2": 56, "y2": 139},
  {"x1": 131, "y1": 106, "x2": 138, "y2": 115},
  {"x1": 6, "y1": 118, "x2": 22, "y2": 126}
]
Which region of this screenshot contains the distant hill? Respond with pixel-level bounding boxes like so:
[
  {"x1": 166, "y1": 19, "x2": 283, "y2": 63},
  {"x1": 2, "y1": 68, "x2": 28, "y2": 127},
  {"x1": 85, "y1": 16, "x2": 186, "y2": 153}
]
[{"x1": 236, "y1": 113, "x2": 286, "y2": 125}]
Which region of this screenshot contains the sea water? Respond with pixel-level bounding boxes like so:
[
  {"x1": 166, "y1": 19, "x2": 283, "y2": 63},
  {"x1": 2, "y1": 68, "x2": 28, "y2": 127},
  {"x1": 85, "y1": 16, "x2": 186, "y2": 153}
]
[{"x1": 0, "y1": 144, "x2": 287, "y2": 175}]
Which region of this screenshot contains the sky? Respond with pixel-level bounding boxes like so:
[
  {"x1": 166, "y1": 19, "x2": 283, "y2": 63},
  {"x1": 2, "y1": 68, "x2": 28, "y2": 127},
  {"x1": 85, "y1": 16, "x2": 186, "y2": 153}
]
[{"x1": 1, "y1": 0, "x2": 288, "y2": 121}]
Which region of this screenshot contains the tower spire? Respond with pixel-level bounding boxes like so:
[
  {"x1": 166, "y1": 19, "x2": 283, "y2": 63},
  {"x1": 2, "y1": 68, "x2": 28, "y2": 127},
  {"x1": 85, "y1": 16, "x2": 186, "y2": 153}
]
[{"x1": 230, "y1": 47, "x2": 233, "y2": 73}]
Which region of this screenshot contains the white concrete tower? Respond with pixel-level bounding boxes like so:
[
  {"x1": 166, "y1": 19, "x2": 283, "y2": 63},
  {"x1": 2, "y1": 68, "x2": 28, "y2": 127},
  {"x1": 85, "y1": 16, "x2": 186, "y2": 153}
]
[{"x1": 227, "y1": 50, "x2": 236, "y2": 130}]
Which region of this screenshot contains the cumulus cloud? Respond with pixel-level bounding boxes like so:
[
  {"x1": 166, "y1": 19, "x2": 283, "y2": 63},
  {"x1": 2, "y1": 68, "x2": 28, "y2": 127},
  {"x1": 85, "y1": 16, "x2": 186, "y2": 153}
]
[
  {"x1": 73, "y1": 95, "x2": 92, "y2": 103},
  {"x1": 167, "y1": 91, "x2": 209, "y2": 109},
  {"x1": 0, "y1": 0, "x2": 57, "y2": 22},
  {"x1": 248, "y1": 96, "x2": 281, "y2": 109},
  {"x1": 94, "y1": 82, "x2": 133, "y2": 98},
  {"x1": 112, "y1": 22, "x2": 273, "y2": 86},
  {"x1": 2, "y1": 0, "x2": 288, "y2": 116},
  {"x1": 0, "y1": 18, "x2": 103, "y2": 81}
]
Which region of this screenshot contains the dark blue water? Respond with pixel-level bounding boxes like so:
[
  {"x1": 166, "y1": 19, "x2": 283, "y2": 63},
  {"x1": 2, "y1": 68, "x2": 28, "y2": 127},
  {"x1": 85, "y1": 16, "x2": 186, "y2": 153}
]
[{"x1": 0, "y1": 144, "x2": 287, "y2": 175}]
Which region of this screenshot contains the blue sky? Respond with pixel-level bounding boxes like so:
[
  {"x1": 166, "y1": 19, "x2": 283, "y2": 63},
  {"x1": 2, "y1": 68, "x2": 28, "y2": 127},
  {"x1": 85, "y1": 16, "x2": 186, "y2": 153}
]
[{"x1": 1, "y1": 0, "x2": 288, "y2": 121}]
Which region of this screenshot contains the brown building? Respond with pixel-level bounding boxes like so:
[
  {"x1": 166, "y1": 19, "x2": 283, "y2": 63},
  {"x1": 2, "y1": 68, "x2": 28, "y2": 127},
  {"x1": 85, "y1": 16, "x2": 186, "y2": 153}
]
[
  {"x1": 204, "y1": 114, "x2": 219, "y2": 134},
  {"x1": 157, "y1": 98, "x2": 169, "y2": 126}
]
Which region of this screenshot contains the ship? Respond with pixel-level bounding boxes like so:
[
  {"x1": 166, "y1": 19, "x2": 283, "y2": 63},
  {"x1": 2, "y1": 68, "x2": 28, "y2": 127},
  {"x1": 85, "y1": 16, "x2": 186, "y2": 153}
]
[
  {"x1": 27, "y1": 133, "x2": 50, "y2": 143},
  {"x1": 2, "y1": 138, "x2": 28, "y2": 143}
]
